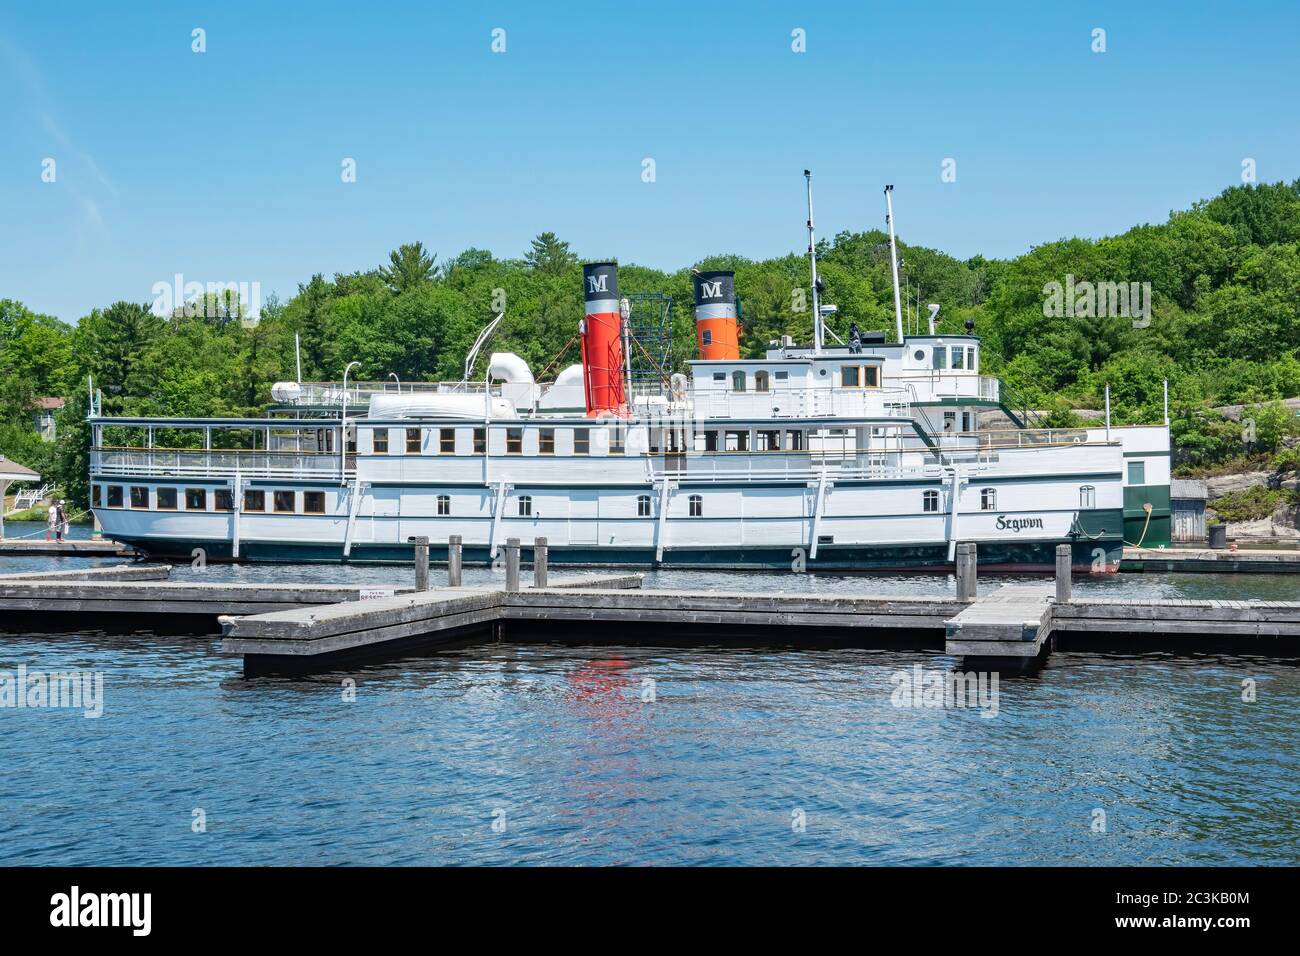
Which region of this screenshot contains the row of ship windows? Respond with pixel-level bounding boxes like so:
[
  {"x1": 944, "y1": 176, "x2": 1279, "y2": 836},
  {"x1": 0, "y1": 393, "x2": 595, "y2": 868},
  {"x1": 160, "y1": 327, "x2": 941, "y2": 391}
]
[
  {"x1": 94, "y1": 485, "x2": 328, "y2": 514},
  {"x1": 93, "y1": 484, "x2": 1100, "y2": 517},
  {"x1": 362, "y1": 427, "x2": 823, "y2": 455}
]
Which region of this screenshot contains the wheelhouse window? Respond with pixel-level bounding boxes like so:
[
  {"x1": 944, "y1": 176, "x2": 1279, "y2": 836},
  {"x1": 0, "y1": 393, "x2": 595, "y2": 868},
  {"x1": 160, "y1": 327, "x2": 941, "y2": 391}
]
[
  {"x1": 923, "y1": 490, "x2": 940, "y2": 513},
  {"x1": 185, "y1": 488, "x2": 207, "y2": 511},
  {"x1": 842, "y1": 365, "x2": 860, "y2": 387},
  {"x1": 967, "y1": 347, "x2": 977, "y2": 372},
  {"x1": 754, "y1": 370, "x2": 770, "y2": 392},
  {"x1": 243, "y1": 489, "x2": 265, "y2": 512},
  {"x1": 473, "y1": 428, "x2": 486, "y2": 454},
  {"x1": 437, "y1": 494, "x2": 450, "y2": 516},
  {"x1": 1080, "y1": 485, "x2": 1096, "y2": 509},
  {"x1": 637, "y1": 494, "x2": 652, "y2": 517},
  {"x1": 980, "y1": 488, "x2": 996, "y2": 511},
  {"x1": 157, "y1": 488, "x2": 177, "y2": 510},
  {"x1": 439, "y1": 428, "x2": 456, "y2": 454},
  {"x1": 574, "y1": 428, "x2": 590, "y2": 455},
  {"x1": 405, "y1": 428, "x2": 421, "y2": 454},
  {"x1": 106, "y1": 485, "x2": 123, "y2": 508},
  {"x1": 373, "y1": 429, "x2": 389, "y2": 454},
  {"x1": 952, "y1": 348, "x2": 965, "y2": 370},
  {"x1": 841, "y1": 365, "x2": 880, "y2": 388},
  {"x1": 518, "y1": 495, "x2": 532, "y2": 517},
  {"x1": 214, "y1": 489, "x2": 234, "y2": 512},
  {"x1": 932, "y1": 347, "x2": 947, "y2": 370},
  {"x1": 303, "y1": 491, "x2": 325, "y2": 514},
  {"x1": 130, "y1": 486, "x2": 149, "y2": 509},
  {"x1": 539, "y1": 428, "x2": 555, "y2": 455},
  {"x1": 506, "y1": 428, "x2": 523, "y2": 454},
  {"x1": 688, "y1": 494, "x2": 703, "y2": 517},
  {"x1": 1127, "y1": 460, "x2": 1146, "y2": 485},
  {"x1": 731, "y1": 370, "x2": 746, "y2": 392},
  {"x1": 273, "y1": 490, "x2": 296, "y2": 513}
]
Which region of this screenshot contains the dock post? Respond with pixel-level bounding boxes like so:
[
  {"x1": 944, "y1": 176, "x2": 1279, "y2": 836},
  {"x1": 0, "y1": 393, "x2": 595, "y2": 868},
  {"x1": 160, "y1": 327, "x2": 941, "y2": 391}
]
[
  {"x1": 409, "y1": 535, "x2": 430, "y2": 591},
  {"x1": 956, "y1": 542, "x2": 977, "y2": 600},
  {"x1": 505, "y1": 538, "x2": 521, "y2": 592},
  {"x1": 1055, "y1": 544, "x2": 1072, "y2": 602},
  {"x1": 447, "y1": 535, "x2": 463, "y2": 587},
  {"x1": 533, "y1": 537, "x2": 548, "y2": 588}
]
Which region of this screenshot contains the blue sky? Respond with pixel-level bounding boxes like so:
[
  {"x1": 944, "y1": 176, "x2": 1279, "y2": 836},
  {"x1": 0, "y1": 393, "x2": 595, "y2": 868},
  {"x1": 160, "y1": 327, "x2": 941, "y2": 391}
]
[{"x1": 2, "y1": 1, "x2": 1298, "y2": 322}]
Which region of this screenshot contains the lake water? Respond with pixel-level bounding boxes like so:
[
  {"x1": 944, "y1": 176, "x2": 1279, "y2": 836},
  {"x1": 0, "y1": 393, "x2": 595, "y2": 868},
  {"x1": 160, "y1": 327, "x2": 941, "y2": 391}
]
[{"x1": 2, "y1": 524, "x2": 1298, "y2": 865}]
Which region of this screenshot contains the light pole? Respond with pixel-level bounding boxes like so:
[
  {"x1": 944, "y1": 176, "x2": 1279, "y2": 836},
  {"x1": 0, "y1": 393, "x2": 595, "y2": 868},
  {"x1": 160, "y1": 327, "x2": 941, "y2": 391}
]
[{"x1": 341, "y1": 361, "x2": 360, "y2": 482}]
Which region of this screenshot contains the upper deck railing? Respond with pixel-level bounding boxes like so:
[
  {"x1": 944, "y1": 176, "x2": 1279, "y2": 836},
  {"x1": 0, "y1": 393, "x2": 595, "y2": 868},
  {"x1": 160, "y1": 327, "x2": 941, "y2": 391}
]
[{"x1": 92, "y1": 447, "x2": 350, "y2": 481}]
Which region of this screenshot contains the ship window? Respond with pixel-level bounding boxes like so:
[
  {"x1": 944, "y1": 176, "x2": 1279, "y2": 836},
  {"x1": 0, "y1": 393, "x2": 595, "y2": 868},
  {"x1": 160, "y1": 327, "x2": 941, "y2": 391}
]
[
  {"x1": 130, "y1": 486, "x2": 149, "y2": 509},
  {"x1": 755, "y1": 371, "x2": 770, "y2": 392},
  {"x1": 303, "y1": 491, "x2": 325, "y2": 514},
  {"x1": 473, "y1": 428, "x2": 486, "y2": 454},
  {"x1": 702, "y1": 430, "x2": 719, "y2": 452},
  {"x1": 518, "y1": 495, "x2": 532, "y2": 517},
  {"x1": 157, "y1": 488, "x2": 177, "y2": 510},
  {"x1": 702, "y1": 329, "x2": 713, "y2": 346},
  {"x1": 405, "y1": 428, "x2": 421, "y2": 454},
  {"x1": 980, "y1": 488, "x2": 996, "y2": 511},
  {"x1": 440, "y1": 428, "x2": 456, "y2": 454},
  {"x1": 713, "y1": 372, "x2": 726, "y2": 383},
  {"x1": 786, "y1": 430, "x2": 804, "y2": 451},
  {"x1": 962, "y1": 412, "x2": 973, "y2": 432},
  {"x1": 243, "y1": 489, "x2": 265, "y2": 512},
  {"x1": 841, "y1": 365, "x2": 860, "y2": 387},
  {"x1": 107, "y1": 485, "x2": 123, "y2": 508},
  {"x1": 724, "y1": 429, "x2": 749, "y2": 452},
  {"x1": 775, "y1": 370, "x2": 789, "y2": 381},
  {"x1": 92, "y1": 485, "x2": 101, "y2": 507},
  {"x1": 214, "y1": 489, "x2": 234, "y2": 512},
  {"x1": 185, "y1": 488, "x2": 207, "y2": 511},
  {"x1": 539, "y1": 428, "x2": 555, "y2": 455},
  {"x1": 952, "y1": 349, "x2": 965, "y2": 370},
  {"x1": 967, "y1": 347, "x2": 977, "y2": 372},
  {"x1": 1127, "y1": 460, "x2": 1146, "y2": 485},
  {"x1": 688, "y1": 494, "x2": 703, "y2": 517},
  {"x1": 864, "y1": 366, "x2": 879, "y2": 387},
  {"x1": 273, "y1": 490, "x2": 295, "y2": 513},
  {"x1": 609, "y1": 427, "x2": 625, "y2": 455},
  {"x1": 637, "y1": 494, "x2": 652, "y2": 517},
  {"x1": 373, "y1": 429, "x2": 389, "y2": 454},
  {"x1": 574, "y1": 428, "x2": 590, "y2": 455},
  {"x1": 1080, "y1": 485, "x2": 1096, "y2": 509},
  {"x1": 944, "y1": 412, "x2": 956, "y2": 433},
  {"x1": 437, "y1": 494, "x2": 450, "y2": 516},
  {"x1": 506, "y1": 428, "x2": 523, "y2": 454},
  {"x1": 757, "y1": 430, "x2": 780, "y2": 451},
  {"x1": 923, "y1": 490, "x2": 940, "y2": 513},
  {"x1": 731, "y1": 371, "x2": 746, "y2": 392},
  {"x1": 932, "y1": 347, "x2": 946, "y2": 370}
]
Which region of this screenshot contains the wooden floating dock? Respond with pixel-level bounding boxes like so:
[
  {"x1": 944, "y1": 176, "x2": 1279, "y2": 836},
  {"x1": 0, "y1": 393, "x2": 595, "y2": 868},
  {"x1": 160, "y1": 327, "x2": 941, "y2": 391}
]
[
  {"x1": 943, "y1": 584, "x2": 1054, "y2": 660},
  {"x1": 1122, "y1": 545, "x2": 1300, "y2": 573},
  {"x1": 0, "y1": 537, "x2": 135, "y2": 557}
]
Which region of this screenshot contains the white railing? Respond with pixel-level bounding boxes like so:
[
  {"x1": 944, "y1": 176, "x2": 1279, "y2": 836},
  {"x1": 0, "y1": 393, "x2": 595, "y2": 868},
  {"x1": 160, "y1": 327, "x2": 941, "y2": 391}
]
[
  {"x1": 92, "y1": 448, "x2": 350, "y2": 481},
  {"x1": 650, "y1": 453, "x2": 948, "y2": 484}
]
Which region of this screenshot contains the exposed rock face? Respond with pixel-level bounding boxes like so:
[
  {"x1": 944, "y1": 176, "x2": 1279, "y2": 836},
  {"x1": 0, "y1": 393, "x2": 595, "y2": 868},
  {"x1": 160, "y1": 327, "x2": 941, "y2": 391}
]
[
  {"x1": 1224, "y1": 514, "x2": 1300, "y2": 539},
  {"x1": 1206, "y1": 471, "x2": 1272, "y2": 497}
]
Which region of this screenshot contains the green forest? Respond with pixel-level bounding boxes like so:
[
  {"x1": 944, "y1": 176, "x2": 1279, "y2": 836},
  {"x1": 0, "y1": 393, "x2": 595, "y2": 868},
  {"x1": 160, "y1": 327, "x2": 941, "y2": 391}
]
[{"x1": 4, "y1": 180, "x2": 1300, "y2": 507}]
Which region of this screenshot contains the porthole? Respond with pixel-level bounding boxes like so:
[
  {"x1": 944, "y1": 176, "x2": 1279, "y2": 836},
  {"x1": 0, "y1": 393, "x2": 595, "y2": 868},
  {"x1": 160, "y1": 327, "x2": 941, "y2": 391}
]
[{"x1": 914, "y1": 349, "x2": 926, "y2": 361}]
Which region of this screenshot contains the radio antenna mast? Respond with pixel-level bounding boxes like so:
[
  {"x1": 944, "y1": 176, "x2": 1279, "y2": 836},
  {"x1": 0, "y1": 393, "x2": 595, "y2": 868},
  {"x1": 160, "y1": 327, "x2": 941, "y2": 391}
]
[
  {"x1": 805, "y1": 170, "x2": 822, "y2": 353},
  {"x1": 885, "y1": 185, "x2": 905, "y2": 343}
]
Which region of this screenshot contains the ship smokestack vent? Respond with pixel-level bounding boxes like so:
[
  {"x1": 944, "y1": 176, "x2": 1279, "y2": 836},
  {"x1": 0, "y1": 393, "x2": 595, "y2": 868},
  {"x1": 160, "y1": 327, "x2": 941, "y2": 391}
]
[{"x1": 692, "y1": 270, "x2": 740, "y2": 361}]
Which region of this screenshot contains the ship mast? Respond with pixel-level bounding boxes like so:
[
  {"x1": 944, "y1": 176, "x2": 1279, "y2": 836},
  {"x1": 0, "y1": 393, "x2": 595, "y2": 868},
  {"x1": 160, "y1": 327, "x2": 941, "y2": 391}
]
[
  {"x1": 805, "y1": 170, "x2": 823, "y2": 353},
  {"x1": 885, "y1": 185, "x2": 905, "y2": 343}
]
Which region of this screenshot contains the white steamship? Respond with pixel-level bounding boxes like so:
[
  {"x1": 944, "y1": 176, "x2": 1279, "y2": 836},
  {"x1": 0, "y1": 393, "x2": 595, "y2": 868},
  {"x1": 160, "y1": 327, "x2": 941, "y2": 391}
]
[{"x1": 88, "y1": 182, "x2": 1171, "y2": 569}]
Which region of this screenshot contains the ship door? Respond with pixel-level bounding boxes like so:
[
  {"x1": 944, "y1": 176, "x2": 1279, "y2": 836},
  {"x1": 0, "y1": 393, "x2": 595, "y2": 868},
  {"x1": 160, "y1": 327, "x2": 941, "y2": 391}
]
[{"x1": 569, "y1": 491, "x2": 598, "y2": 545}]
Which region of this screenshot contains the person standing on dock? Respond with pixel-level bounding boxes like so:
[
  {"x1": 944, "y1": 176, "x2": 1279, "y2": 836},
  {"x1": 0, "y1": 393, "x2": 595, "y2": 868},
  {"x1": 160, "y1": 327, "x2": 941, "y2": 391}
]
[
  {"x1": 46, "y1": 504, "x2": 58, "y2": 542},
  {"x1": 55, "y1": 500, "x2": 68, "y2": 543}
]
